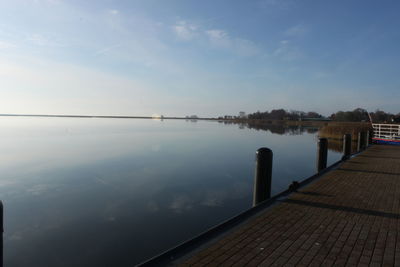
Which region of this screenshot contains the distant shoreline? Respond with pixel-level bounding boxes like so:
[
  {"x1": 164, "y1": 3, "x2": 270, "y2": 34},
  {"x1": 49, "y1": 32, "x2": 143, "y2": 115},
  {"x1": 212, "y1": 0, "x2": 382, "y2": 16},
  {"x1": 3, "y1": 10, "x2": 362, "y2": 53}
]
[
  {"x1": 0, "y1": 114, "x2": 218, "y2": 120},
  {"x1": 0, "y1": 114, "x2": 369, "y2": 129},
  {"x1": 0, "y1": 114, "x2": 340, "y2": 124}
]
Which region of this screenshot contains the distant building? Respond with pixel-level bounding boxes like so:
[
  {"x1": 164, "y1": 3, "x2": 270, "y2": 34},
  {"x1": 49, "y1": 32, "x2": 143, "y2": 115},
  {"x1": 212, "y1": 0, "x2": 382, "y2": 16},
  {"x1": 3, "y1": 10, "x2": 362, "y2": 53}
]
[
  {"x1": 300, "y1": 117, "x2": 332, "y2": 121},
  {"x1": 392, "y1": 116, "x2": 400, "y2": 123},
  {"x1": 152, "y1": 114, "x2": 163, "y2": 119},
  {"x1": 239, "y1": 111, "x2": 247, "y2": 119}
]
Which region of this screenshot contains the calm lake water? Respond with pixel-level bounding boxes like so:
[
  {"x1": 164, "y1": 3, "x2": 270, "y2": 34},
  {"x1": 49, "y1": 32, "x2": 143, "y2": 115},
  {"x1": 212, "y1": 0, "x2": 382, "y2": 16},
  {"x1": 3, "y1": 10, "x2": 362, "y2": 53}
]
[{"x1": 0, "y1": 117, "x2": 341, "y2": 266}]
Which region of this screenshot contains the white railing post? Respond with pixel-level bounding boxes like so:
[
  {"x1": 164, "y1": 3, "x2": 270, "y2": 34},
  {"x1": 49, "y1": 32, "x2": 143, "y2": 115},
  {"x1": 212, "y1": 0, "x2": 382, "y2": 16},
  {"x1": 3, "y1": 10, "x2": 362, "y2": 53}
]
[{"x1": 379, "y1": 124, "x2": 381, "y2": 138}]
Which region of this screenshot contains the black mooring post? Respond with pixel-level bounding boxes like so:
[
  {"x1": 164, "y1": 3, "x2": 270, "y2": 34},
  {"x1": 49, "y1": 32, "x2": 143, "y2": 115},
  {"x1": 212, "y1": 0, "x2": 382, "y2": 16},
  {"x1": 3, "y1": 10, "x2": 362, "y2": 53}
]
[
  {"x1": 369, "y1": 129, "x2": 374, "y2": 145},
  {"x1": 362, "y1": 131, "x2": 367, "y2": 150},
  {"x1": 342, "y1": 134, "x2": 352, "y2": 160},
  {"x1": 317, "y1": 138, "x2": 328, "y2": 173},
  {"x1": 1, "y1": 200, "x2": 3, "y2": 267},
  {"x1": 357, "y1": 132, "x2": 363, "y2": 151},
  {"x1": 253, "y1": 148, "x2": 273, "y2": 207}
]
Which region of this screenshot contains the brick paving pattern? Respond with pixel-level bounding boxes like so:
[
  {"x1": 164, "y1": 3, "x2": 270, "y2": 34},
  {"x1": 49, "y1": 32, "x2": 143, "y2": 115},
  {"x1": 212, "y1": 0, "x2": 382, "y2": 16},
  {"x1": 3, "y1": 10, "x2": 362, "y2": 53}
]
[{"x1": 179, "y1": 145, "x2": 400, "y2": 266}]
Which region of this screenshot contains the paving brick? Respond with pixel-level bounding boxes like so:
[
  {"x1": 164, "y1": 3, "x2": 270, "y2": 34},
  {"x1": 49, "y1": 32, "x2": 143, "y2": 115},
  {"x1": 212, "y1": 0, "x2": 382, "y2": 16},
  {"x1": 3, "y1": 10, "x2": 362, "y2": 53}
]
[{"x1": 177, "y1": 146, "x2": 400, "y2": 266}]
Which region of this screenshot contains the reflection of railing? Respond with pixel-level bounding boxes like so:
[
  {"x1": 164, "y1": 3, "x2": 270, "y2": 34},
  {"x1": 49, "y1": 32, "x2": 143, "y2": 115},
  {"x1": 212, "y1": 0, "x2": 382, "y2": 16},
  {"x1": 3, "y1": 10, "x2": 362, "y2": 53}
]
[{"x1": 372, "y1": 123, "x2": 400, "y2": 140}]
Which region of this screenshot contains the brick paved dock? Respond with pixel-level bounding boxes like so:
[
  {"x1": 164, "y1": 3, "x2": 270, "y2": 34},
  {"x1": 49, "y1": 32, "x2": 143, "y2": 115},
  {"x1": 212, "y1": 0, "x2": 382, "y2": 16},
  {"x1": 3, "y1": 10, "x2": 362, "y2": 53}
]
[{"x1": 179, "y1": 145, "x2": 400, "y2": 266}]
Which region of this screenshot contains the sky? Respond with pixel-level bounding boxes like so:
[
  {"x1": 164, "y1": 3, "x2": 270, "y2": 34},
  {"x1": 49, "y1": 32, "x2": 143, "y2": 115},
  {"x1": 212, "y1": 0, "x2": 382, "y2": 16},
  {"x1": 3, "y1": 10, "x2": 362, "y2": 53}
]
[{"x1": 0, "y1": 0, "x2": 399, "y2": 117}]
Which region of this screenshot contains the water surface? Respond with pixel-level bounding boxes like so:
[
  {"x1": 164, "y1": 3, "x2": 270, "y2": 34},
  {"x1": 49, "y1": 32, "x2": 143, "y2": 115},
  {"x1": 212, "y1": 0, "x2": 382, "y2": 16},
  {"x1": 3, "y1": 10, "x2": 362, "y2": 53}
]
[{"x1": 0, "y1": 117, "x2": 341, "y2": 266}]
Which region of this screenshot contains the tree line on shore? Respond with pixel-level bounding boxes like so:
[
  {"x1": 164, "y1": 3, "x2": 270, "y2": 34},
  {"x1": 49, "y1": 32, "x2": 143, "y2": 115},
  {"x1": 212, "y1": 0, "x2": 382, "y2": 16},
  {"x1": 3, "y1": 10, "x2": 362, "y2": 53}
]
[
  {"x1": 246, "y1": 108, "x2": 400, "y2": 123},
  {"x1": 248, "y1": 109, "x2": 322, "y2": 121}
]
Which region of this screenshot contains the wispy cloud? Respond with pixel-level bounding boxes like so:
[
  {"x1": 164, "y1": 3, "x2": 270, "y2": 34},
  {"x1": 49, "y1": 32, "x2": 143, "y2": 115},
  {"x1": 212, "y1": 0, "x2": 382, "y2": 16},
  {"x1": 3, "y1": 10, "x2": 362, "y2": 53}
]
[
  {"x1": 312, "y1": 71, "x2": 332, "y2": 79},
  {"x1": 95, "y1": 43, "x2": 122, "y2": 55},
  {"x1": 109, "y1": 9, "x2": 119, "y2": 15},
  {"x1": 172, "y1": 21, "x2": 198, "y2": 41},
  {"x1": 206, "y1": 29, "x2": 260, "y2": 56},
  {"x1": 258, "y1": 0, "x2": 293, "y2": 10},
  {"x1": 172, "y1": 20, "x2": 260, "y2": 56},
  {"x1": 32, "y1": 0, "x2": 63, "y2": 4},
  {"x1": 274, "y1": 40, "x2": 304, "y2": 61},
  {"x1": 26, "y1": 33, "x2": 64, "y2": 47},
  {"x1": 284, "y1": 24, "x2": 309, "y2": 37},
  {"x1": 233, "y1": 38, "x2": 260, "y2": 57},
  {"x1": 205, "y1": 29, "x2": 230, "y2": 47},
  {"x1": 89, "y1": 12, "x2": 184, "y2": 74},
  {"x1": 0, "y1": 40, "x2": 15, "y2": 49}
]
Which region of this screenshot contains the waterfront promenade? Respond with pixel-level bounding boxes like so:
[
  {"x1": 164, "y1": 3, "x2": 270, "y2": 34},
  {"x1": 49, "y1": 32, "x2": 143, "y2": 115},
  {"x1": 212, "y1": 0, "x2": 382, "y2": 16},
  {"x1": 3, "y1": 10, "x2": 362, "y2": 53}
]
[{"x1": 178, "y1": 145, "x2": 400, "y2": 266}]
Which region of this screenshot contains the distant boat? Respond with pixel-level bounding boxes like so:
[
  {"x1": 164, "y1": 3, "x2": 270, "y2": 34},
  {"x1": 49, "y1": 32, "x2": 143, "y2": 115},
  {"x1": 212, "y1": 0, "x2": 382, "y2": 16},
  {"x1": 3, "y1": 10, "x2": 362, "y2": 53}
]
[{"x1": 372, "y1": 123, "x2": 400, "y2": 145}]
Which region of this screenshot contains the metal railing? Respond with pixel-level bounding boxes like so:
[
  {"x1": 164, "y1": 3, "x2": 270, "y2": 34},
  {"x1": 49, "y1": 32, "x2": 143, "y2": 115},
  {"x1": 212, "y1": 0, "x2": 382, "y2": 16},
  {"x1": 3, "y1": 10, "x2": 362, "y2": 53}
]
[{"x1": 372, "y1": 123, "x2": 400, "y2": 140}]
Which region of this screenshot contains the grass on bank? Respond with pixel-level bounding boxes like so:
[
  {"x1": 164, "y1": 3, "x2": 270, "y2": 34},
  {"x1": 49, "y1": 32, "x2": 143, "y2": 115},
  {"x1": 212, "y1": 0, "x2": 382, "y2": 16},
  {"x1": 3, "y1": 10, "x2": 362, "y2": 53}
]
[{"x1": 318, "y1": 122, "x2": 372, "y2": 140}]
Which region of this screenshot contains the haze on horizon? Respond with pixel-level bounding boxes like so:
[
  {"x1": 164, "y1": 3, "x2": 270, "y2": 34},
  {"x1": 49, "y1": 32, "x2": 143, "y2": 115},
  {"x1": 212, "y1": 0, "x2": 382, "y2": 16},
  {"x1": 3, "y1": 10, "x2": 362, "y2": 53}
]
[{"x1": 0, "y1": 0, "x2": 399, "y2": 117}]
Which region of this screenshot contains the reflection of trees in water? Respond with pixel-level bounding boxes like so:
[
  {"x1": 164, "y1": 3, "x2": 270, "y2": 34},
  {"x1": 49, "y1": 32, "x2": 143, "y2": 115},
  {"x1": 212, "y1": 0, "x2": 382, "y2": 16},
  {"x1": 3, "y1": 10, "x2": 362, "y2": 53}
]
[
  {"x1": 219, "y1": 121, "x2": 319, "y2": 136},
  {"x1": 219, "y1": 120, "x2": 351, "y2": 154},
  {"x1": 326, "y1": 138, "x2": 358, "y2": 153}
]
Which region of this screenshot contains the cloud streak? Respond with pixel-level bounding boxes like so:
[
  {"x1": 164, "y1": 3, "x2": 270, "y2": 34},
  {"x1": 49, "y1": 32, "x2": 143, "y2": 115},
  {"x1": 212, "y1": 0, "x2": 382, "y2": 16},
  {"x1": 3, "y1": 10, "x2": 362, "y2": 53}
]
[
  {"x1": 172, "y1": 20, "x2": 198, "y2": 41},
  {"x1": 284, "y1": 24, "x2": 309, "y2": 37},
  {"x1": 0, "y1": 40, "x2": 15, "y2": 49},
  {"x1": 173, "y1": 21, "x2": 260, "y2": 57},
  {"x1": 273, "y1": 40, "x2": 304, "y2": 61},
  {"x1": 109, "y1": 9, "x2": 119, "y2": 15},
  {"x1": 26, "y1": 33, "x2": 64, "y2": 47},
  {"x1": 258, "y1": 0, "x2": 294, "y2": 10},
  {"x1": 206, "y1": 29, "x2": 260, "y2": 56}
]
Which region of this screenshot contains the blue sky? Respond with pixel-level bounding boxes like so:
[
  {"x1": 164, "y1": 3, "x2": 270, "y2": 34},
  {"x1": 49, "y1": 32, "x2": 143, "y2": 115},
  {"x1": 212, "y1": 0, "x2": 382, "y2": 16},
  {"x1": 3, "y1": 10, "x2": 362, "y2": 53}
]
[{"x1": 0, "y1": 0, "x2": 399, "y2": 117}]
